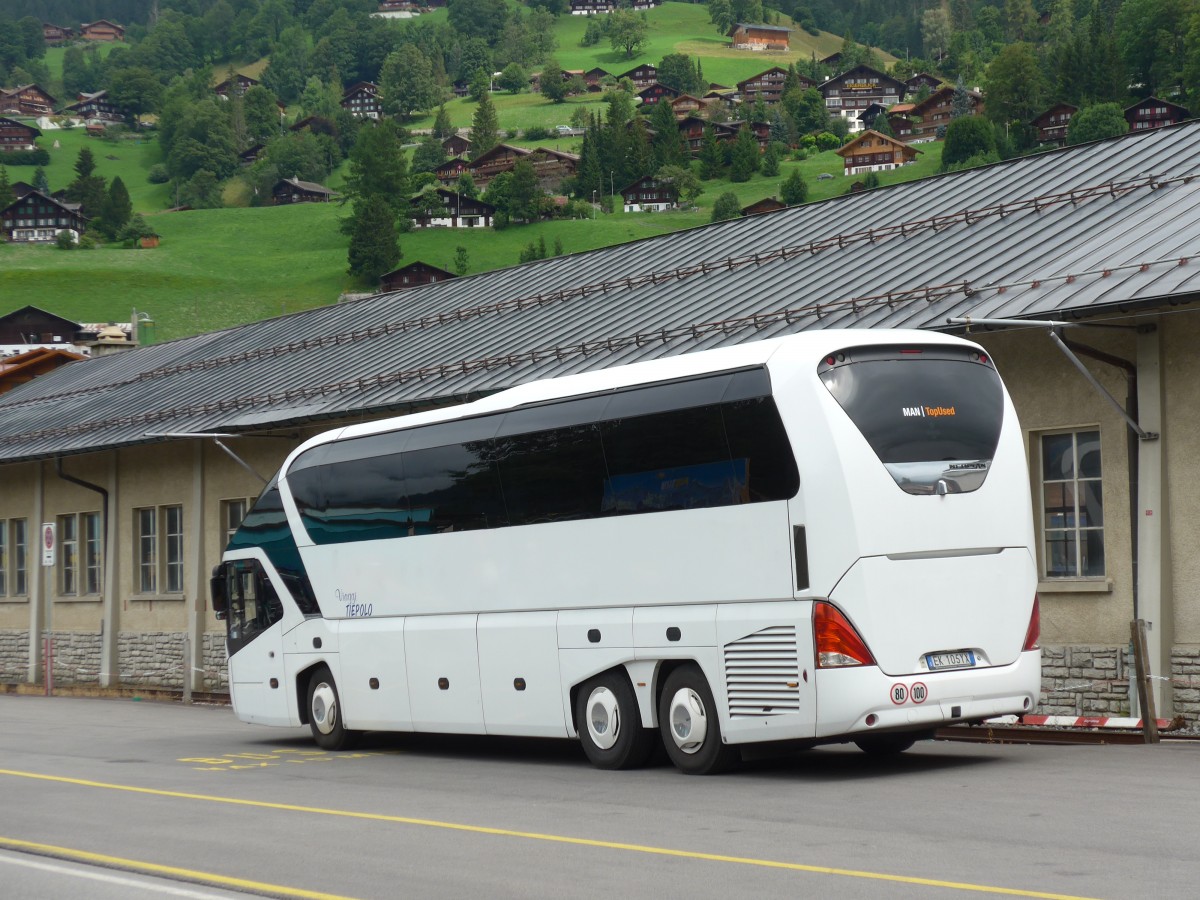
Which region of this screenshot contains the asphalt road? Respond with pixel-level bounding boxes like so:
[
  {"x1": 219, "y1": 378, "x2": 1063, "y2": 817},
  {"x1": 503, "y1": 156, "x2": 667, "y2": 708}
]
[{"x1": 0, "y1": 695, "x2": 1196, "y2": 899}]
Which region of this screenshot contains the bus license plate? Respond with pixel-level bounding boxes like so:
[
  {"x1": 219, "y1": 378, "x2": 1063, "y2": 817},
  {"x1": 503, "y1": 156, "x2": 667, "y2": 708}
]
[{"x1": 926, "y1": 650, "x2": 976, "y2": 670}]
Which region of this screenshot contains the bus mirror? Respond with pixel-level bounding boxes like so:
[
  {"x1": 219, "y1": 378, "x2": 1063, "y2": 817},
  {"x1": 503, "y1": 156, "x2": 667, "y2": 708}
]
[{"x1": 210, "y1": 565, "x2": 228, "y2": 620}]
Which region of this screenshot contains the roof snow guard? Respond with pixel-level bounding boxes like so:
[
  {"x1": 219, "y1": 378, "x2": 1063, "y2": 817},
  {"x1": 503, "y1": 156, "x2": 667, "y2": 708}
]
[{"x1": 5, "y1": 123, "x2": 1200, "y2": 463}]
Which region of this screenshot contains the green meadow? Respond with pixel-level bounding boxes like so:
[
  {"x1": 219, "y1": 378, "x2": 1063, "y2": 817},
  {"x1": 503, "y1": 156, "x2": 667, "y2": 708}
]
[{"x1": 2, "y1": 3, "x2": 922, "y2": 342}]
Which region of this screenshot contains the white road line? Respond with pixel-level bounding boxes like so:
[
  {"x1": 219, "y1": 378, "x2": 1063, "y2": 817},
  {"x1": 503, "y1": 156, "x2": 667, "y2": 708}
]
[{"x1": 0, "y1": 852, "x2": 238, "y2": 899}]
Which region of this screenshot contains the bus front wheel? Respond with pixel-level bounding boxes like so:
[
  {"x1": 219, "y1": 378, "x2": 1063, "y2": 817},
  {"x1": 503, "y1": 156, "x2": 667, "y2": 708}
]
[
  {"x1": 306, "y1": 666, "x2": 361, "y2": 751},
  {"x1": 659, "y1": 664, "x2": 737, "y2": 775},
  {"x1": 854, "y1": 734, "x2": 917, "y2": 756},
  {"x1": 575, "y1": 672, "x2": 656, "y2": 770}
]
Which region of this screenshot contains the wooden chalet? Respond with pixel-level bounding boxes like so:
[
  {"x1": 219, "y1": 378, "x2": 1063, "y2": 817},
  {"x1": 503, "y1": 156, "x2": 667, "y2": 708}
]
[
  {"x1": 584, "y1": 68, "x2": 610, "y2": 90},
  {"x1": 908, "y1": 86, "x2": 984, "y2": 142},
  {"x1": 637, "y1": 82, "x2": 679, "y2": 107},
  {"x1": 0, "y1": 118, "x2": 41, "y2": 153},
  {"x1": 410, "y1": 188, "x2": 495, "y2": 228},
  {"x1": 341, "y1": 82, "x2": 381, "y2": 119},
  {"x1": 570, "y1": 0, "x2": 614, "y2": 12},
  {"x1": 62, "y1": 90, "x2": 127, "y2": 123},
  {"x1": 1125, "y1": 97, "x2": 1189, "y2": 132},
  {"x1": 887, "y1": 112, "x2": 915, "y2": 142},
  {"x1": 819, "y1": 52, "x2": 844, "y2": 74},
  {"x1": 442, "y1": 134, "x2": 472, "y2": 157},
  {"x1": 620, "y1": 175, "x2": 677, "y2": 212},
  {"x1": 737, "y1": 67, "x2": 808, "y2": 105},
  {"x1": 271, "y1": 178, "x2": 338, "y2": 204},
  {"x1": 528, "y1": 147, "x2": 580, "y2": 190},
  {"x1": 379, "y1": 261, "x2": 457, "y2": 292},
  {"x1": 0, "y1": 306, "x2": 83, "y2": 346},
  {"x1": 727, "y1": 23, "x2": 791, "y2": 52},
  {"x1": 467, "y1": 143, "x2": 532, "y2": 187},
  {"x1": 9, "y1": 181, "x2": 35, "y2": 198},
  {"x1": 741, "y1": 197, "x2": 785, "y2": 216},
  {"x1": 856, "y1": 102, "x2": 890, "y2": 130},
  {"x1": 835, "y1": 129, "x2": 920, "y2": 176},
  {"x1": 0, "y1": 347, "x2": 87, "y2": 394},
  {"x1": 820, "y1": 66, "x2": 906, "y2": 132},
  {"x1": 434, "y1": 157, "x2": 469, "y2": 184},
  {"x1": 289, "y1": 116, "x2": 337, "y2": 137},
  {"x1": 676, "y1": 116, "x2": 709, "y2": 155},
  {"x1": 239, "y1": 144, "x2": 265, "y2": 166},
  {"x1": 42, "y1": 23, "x2": 75, "y2": 44},
  {"x1": 616, "y1": 64, "x2": 657, "y2": 90},
  {"x1": 214, "y1": 74, "x2": 260, "y2": 99},
  {"x1": 80, "y1": 20, "x2": 125, "y2": 41},
  {"x1": 0, "y1": 84, "x2": 57, "y2": 117},
  {"x1": 669, "y1": 94, "x2": 706, "y2": 119},
  {"x1": 1032, "y1": 103, "x2": 1078, "y2": 146},
  {"x1": 1, "y1": 191, "x2": 86, "y2": 243},
  {"x1": 905, "y1": 73, "x2": 943, "y2": 94}
]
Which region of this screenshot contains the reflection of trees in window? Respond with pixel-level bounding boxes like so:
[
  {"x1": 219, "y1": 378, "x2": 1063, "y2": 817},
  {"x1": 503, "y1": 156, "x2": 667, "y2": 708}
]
[{"x1": 1041, "y1": 430, "x2": 1103, "y2": 577}]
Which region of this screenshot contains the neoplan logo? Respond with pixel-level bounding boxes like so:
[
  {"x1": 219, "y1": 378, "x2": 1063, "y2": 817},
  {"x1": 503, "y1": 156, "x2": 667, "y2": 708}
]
[{"x1": 901, "y1": 405, "x2": 957, "y2": 417}]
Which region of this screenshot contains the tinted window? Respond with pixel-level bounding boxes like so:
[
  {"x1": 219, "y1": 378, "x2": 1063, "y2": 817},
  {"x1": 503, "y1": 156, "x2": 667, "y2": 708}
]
[
  {"x1": 496, "y1": 425, "x2": 608, "y2": 525},
  {"x1": 226, "y1": 485, "x2": 319, "y2": 614},
  {"x1": 223, "y1": 558, "x2": 283, "y2": 656},
  {"x1": 819, "y1": 346, "x2": 1004, "y2": 494},
  {"x1": 285, "y1": 367, "x2": 799, "y2": 545}
]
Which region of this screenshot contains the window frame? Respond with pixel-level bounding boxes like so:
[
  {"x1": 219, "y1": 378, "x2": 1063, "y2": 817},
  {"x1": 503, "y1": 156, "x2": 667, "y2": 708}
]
[
  {"x1": 1038, "y1": 428, "x2": 1105, "y2": 580},
  {"x1": 56, "y1": 511, "x2": 101, "y2": 598},
  {"x1": 134, "y1": 504, "x2": 186, "y2": 597}
]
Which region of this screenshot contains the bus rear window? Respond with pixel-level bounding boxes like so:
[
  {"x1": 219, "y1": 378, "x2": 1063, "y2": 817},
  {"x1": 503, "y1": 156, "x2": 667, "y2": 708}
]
[{"x1": 818, "y1": 345, "x2": 1004, "y2": 495}]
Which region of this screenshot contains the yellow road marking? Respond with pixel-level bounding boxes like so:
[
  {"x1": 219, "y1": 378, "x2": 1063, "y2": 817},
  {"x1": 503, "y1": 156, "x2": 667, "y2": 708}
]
[
  {"x1": 0, "y1": 768, "x2": 1098, "y2": 900},
  {"x1": 0, "y1": 836, "x2": 361, "y2": 900}
]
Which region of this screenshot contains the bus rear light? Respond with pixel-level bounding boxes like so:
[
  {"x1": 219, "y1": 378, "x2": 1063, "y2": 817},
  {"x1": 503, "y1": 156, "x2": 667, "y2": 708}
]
[
  {"x1": 813, "y1": 601, "x2": 876, "y2": 668},
  {"x1": 1023, "y1": 595, "x2": 1041, "y2": 651}
]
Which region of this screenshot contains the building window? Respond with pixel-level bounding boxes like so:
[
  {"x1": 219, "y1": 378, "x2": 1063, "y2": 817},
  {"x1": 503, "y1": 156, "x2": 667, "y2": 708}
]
[
  {"x1": 136, "y1": 504, "x2": 185, "y2": 594},
  {"x1": 57, "y1": 512, "x2": 100, "y2": 596},
  {"x1": 1040, "y1": 430, "x2": 1104, "y2": 578},
  {"x1": 223, "y1": 498, "x2": 250, "y2": 546}
]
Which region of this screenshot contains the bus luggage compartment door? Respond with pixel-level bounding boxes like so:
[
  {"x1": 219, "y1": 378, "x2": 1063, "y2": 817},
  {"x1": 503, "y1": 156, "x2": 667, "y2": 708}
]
[
  {"x1": 831, "y1": 548, "x2": 1036, "y2": 677},
  {"x1": 405, "y1": 614, "x2": 486, "y2": 734}
]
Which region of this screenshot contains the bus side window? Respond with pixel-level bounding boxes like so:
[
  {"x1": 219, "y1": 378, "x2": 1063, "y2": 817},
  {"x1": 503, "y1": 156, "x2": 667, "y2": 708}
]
[{"x1": 224, "y1": 560, "x2": 283, "y2": 646}]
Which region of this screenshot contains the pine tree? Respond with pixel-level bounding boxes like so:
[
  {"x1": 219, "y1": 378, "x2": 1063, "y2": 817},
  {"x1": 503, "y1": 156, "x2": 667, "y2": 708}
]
[
  {"x1": 348, "y1": 195, "x2": 400, "y2": 283},
  {"x1": 761, "y1": 141, "x2": 781, "y2": 177},
  {"x1": 33, "y1": 166, "x2": 50, "y2": 194},
  {"x1": 470, "y1": 91, "x2": 500, "y2": 157},
  {"x1": 0, "y1": 165, "x2": 12, "y2": 205},
  {"x1": 710, "y1": 191, "x2": 741, "y2": 222},
  {"x1": 454, "y1": 245, "x2": 469, "y2": 275},
  {"x1": 433, "y1": 105, "x2": 454, "y2": 140},
  {"x1": 729, "y1": 124, "x2": 760, "y2": 182},
  {"x1": 698, "y1": 125, "x2": 724, "y2": 180},
  {"x1": 509, "y1": 159, "x2": 540, "y2": 223},
  {"x1": 344, "y1": 120, "x2": 410, "y2": 219},
  {"x1": 780, "y1": 168, "x2": 808, "y2": 205},
  {"x1": 74, "y1": 146, "x2": 98, "y2": 180},
  {"x1": 650, "y1": 97, "x2": 686, "y2": 169},
  {"x1": 98, "y1": 177, "x2": 133, "y2": 239}
]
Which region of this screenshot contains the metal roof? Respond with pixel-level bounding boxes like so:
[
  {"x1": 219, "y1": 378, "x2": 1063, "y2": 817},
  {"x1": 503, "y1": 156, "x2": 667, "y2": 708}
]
[{"x1": 5, "y1": 121, "x2": 1200, "y2": 464}]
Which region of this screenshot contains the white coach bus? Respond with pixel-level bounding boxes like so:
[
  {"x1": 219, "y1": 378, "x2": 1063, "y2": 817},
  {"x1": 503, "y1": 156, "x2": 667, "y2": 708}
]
[{"x1": 212, "y1": 330, "x2": 1041, "y2": 774}]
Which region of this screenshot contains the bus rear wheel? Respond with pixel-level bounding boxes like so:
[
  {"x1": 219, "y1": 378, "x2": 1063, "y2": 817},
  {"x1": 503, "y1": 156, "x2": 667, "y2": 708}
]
[
  {"x1": 854, "y1": 733, "x2": 917, "y2": 756},
  {"x1": 659, "y1": 664, "x2": 737, "y2": 775},
  {"x1": 575, "y1": 671, "x2": 656, "y2": 770},
  {"x1": 306, "y1": 666, "x2": 361, "y2": 751}
]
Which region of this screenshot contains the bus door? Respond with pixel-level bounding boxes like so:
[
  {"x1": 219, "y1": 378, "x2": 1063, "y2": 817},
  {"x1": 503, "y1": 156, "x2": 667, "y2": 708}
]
[{"x1": 215, "y1": 557, "x2": 292, "y2": 725}]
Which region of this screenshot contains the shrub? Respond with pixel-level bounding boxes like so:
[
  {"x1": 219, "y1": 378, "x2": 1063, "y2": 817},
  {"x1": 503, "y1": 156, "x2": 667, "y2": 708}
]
[
  {"x1": 148, "y1": 164, "x2": 170, "y2": 184},
  {"x1": 55, "y1": 230, "x2": 77, "y2": 249},
  {"x1": 522, "y1": 126, "x2": 552, "y2": 141},
  {"x1": 3, "y1": 148, "x2": 51, "y2": 166}
]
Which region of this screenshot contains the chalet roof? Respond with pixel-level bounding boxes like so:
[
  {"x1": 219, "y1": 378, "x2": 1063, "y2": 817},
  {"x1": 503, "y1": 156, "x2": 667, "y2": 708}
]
[
  {"x1": 1, "y1": 190, "x2": 83, "y2": 216},
  {"x1": 342, "y1": 82, "x2": 378, "y2": 97},
  {"x1": 381, "y1": 261, "x2": 457, "y2": 280},
  {"x1": 0, "y1": 305, "x2": 83, "y2": 334},
  {"x1": 616, "y1": 64, "x2": 656, "y2": 80},
  {"x1": 0, "y1": 117, "x2": 41, "y2": 137},
  {"x1": 468, "y1": 143, "x2": 532, "y2": 166},
  {"x1": 214, "y1": 74, "x2": 259, "y2": 91},
  {"x1": 5, "y1": 123, "x2": 1200, "y2": 463},
  {"x1": 1032, "y1": 103, "x2": 1078, "y2": 126},
  {"x1": 835, "y1": 129, "x2": 920, "y2": 157},
  {"x1": 0, "y1": 348, "x2": 88, "y2": 393},
  {"x1": 637, "y1": 83, "x2": 679, "y2": 99},
  {"x1": 410, "y1": 188, "x2": 496, "y2": 212},
  {"x1": 908, "y1": 86, "x2": 983, "y2": 114},
  {"x1": 273, "y1": 178, "x2": 336, "y2": 196},
  {"x1": 736, "y1": 67, "x2": 789, "y2": 88},
  {"x1": 727, "y1": 22, "x2": 792, "y2": 34},
  {"x1": 819, "y1": 65, "x2": 906, "y2": 92},
  {"x1": 529, "y1": 147, "x2": 581, "y2": 162},
  {"x1": 81, "y1": 19, "x2": 123, "y2": 29},
  {"x1": 1126, "y1": 96, "x2": 1189, "y2": 116},
  {"x1": 1, "y1": 84, "x2": 57, "y2": 104}
]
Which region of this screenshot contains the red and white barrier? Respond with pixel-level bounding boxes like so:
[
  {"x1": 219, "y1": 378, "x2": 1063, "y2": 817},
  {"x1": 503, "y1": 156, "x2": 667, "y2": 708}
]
[{"x1": 990, "y1": 714, "x2": 1172, "y2": 730}]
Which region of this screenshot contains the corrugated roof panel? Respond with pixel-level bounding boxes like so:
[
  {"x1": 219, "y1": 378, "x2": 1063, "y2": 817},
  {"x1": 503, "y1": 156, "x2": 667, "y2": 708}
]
[{"x1": 6, "y1": 123, "x2": 1200, "y2": 462}]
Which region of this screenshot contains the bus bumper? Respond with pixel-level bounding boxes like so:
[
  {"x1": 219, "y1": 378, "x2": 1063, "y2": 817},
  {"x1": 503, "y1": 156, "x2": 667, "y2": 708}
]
[{"x1": 813, "y1": 649, "x2": 1042, "y2": 739}]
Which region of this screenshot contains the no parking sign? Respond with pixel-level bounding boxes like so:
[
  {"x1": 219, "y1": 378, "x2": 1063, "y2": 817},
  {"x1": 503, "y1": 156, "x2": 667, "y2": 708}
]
[{"x1": 41, "y1": 522, "x2": 55, "y2": 566}]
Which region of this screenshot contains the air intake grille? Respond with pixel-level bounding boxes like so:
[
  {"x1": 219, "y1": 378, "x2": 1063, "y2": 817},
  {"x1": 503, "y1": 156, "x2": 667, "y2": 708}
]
[{"x1": 723, "y1": 625, "x2": 800, "y2": 717}]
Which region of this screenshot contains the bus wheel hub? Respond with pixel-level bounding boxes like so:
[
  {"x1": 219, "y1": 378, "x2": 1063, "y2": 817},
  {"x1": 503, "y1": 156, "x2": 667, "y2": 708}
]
[
  {"x1": 585, "y1": 686, "x2": 621, "y2": 750},
  {"x1": 311, "y1": 682, "x2": 337, "y2": 735},
  {"x1": 668, "y1": 687, "x2": 707, "y2": 754}
]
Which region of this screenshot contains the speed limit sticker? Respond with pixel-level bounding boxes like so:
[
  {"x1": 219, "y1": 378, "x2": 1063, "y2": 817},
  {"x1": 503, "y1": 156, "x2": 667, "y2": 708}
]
[
  {"x1": 889, "y1": 684, "x2": 908, "y2": 705},
  {"x1": 910, "y1": 682, "x2": 928, "y2": 704}
]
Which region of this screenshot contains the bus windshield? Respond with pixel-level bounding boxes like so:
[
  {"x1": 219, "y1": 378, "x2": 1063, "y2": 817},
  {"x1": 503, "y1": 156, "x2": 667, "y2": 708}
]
[{"x1": 818, "y1": 345, "x2": 1004, "y2": 494}]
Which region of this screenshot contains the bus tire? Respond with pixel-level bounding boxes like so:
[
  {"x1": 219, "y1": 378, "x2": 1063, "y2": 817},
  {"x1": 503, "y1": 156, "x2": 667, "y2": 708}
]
[
  {"x1": 575, "y1": 672, "x2": 656, "y2": 770},
  {"x1": 659, "y1": 664, "x2": 737, "y2": 775},
  {"x1": 306, "y1": 666, "x2": 361, "y2": 751},
  {"x1": 854, "y1": 734, "x2": 917, "y2": 756}
]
